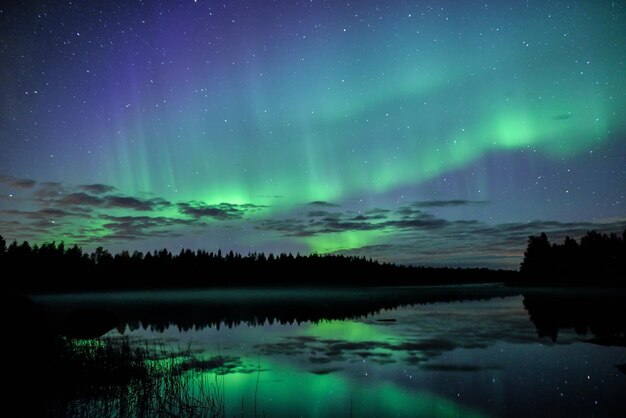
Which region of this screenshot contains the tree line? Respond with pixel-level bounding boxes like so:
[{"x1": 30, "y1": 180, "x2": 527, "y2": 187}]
[
  {"x1": 2, "y1": 228, "x2": 624, "y2": 291},
  {"x1": 0, "y1": 235, "x2": 510, "y2": 291},
  {"x1": 519, "y1": 229, "x2": 626, "y2": 285}
]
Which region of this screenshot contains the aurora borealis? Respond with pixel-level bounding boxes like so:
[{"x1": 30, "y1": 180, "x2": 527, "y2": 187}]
[{"x1": 1, "y1": 0, "x2": 625, "y2": 268}]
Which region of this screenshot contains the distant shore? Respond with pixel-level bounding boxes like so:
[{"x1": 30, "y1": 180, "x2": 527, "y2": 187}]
[{"x1": 1, "y1": 228, "x2": 624, "y2": 292}]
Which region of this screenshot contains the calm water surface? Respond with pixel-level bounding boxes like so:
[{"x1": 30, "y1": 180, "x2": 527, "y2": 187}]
[{"x1": 35, "y1": 286, "x2": 626, "y2": 417}]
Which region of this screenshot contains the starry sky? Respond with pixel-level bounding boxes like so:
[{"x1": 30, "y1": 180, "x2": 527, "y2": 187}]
[{"x1": 1, "y1": 0, "x2": 625, "y2": 269}]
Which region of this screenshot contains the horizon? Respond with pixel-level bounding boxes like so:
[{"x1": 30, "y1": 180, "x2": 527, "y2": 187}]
[
  {"x1": 2, "y1": 228, "x2": 624, "y2": 274},
  {"x1": 1, "y1": 1, "x2": 625, "y2": 270}
]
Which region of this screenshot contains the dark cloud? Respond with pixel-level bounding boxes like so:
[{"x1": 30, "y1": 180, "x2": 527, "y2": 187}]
[
  {"x1": 2, "y1": 208, "x2": 74, "y2": 220},
  {"x1": 308, "y1": 200, "x2": 340, "y2": 207},
  {"x1": 33, "y1": 182, "x2": 68, "y2": 202},
  {"x1": 257, "y1": 219, "x2": 318, "y2": 237},
  {"x1": 351, "y1": 214, "x2": 383, "y2": 221},
  {"x1": 552, "y1": 113, "x2": 573, "y2": 121},
  {"x1": 382, "y1": 209, "x2": 451, "y2": 230},
  {"x1": 105, "y1": 195, "x2": 170, "y2": 211},
  {"x1": 58, "y1": 192, "x2": 104, "y2": 206},
  {"x1": 34, "y1": 208, "x2": 74, "y2": 219},
  {"x1": 253, "y1": 293, "x2": 591, "y2": 370},
  {"x1": 79, "y1": 184, "x2": 116, "y2": 194},
  {"x1": 99, "y1": 215, "x2": 191, "y2": 241},
  {"x1": 411, "y1": 200, "x2": 487, "y2": 208},
  {"x1": 420, "y1": 363, "x2": 501, "y2": 372},
  {"x1": 257, "y1": 201, "x2": 626, "y2": 268},
  {"x1": 90, "y1": 201, "x2": 252, "y2": 239},
  {"x1": 177, "y1": 201, "x2": 262, "y2": 220},
  {"x1": 178, "y1": 202, "x2": 240, "y2": 220},
  {"x1": 238, "y1": 203, "x2": 267, "y2": 210},
  {"x1": 355, "y1": 211, "x2": 389, "y2": 220},
  {"x1": 256, "y1": 333, "x2": 504, "y2": 368},
  {"x1": 36, "y1": 185, "x2": 171, "y2": 212},
  {"x1": 261, "y1": 205, "x2": 454, "y2": 236},
  {"x1": 258, "y1": 212, "x2": 384, "y2": 237},
  {"x1": 307, "y1": 210, "x2": 333, "y2": 218},
  {"x1": 3, "y1": 178, "x2": 625, "y2": 270},
  {"x1": 366, "y1": 208, "x2": 391, "y2": 217},
  {"x1": 393, "y1": 338, "x2": 459, "y2": 353},
  {"x1": 0, "y1": 175, "x2": 37, "y2": 189},
  {"x1": 318, "y1": 218, "x2": 381, "y2": 233},
  {"x1": 309, "y1": 367, "x2": 343, "y2": 375},
  {"x1": 1, "y1": 179, "x2": 265, "y2": 244},
  {"x1": 336, "y1": 217, "x2": 626, "y2": 268}
]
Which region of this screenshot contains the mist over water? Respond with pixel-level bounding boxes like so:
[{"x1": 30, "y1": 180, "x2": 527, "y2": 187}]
[{"x1": 36, "y1": 286, "x2": 626, "y2": 417}]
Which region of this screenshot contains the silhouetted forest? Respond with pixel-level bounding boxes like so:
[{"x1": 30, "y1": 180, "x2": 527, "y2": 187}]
[
  {"x1": 523, "y1": 292, "x2": 626, "y2": 342},
  {"x1": 2, "y1": 229, "x2": 625, "y2": 291},
  {"x1": 519, "y1": 229, "x2": 626, "y2": 285},
  {"x1": 0, "y1": 235, "x2": 513, "y2": 291}
]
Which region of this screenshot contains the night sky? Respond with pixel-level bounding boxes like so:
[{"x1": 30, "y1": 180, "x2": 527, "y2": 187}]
[{"x1": 1, "y1": 0, "x2": 625, "y2": 269}]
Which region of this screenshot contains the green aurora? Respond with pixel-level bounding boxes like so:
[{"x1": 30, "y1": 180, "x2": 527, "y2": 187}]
[{"x1": 1, "y1": 1, "x2": 625, "y2": 267}]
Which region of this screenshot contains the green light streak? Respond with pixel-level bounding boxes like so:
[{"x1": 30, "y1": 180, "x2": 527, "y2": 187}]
[
  {"x1": 305, "y1": 231, "x2": 380, "y2": 254},
  {"x1": 194, "y1": 357, "x2": 490, "y2": 418}
]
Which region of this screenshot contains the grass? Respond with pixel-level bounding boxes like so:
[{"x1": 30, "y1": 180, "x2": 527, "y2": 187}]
[{"x1": 47, "y1": 337, "x2": 225, "y2": 418}]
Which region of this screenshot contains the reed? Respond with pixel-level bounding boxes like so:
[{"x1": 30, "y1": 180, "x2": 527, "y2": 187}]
[{"x1": 47, "y1": 336, "x2": 224, "y2": 418}]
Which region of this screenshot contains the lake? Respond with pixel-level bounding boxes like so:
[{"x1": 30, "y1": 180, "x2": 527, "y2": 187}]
[{"x1": 34, "y1": 285, "x2": 626, "y2": 417}]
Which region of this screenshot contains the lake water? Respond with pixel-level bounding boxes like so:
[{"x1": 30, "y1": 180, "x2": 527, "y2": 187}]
[{"x1": 35, "y1": 286, "x2": 626, "y2": 417}]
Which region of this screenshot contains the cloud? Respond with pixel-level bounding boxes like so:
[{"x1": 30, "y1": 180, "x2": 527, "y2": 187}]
[
  {"x1": 258, "y1": 215, "x2": 380, "y2": 237},
  {"x1": 310, "y1": 367, "x2": 343, "y2": 375},
  {"x1": 79, "y1": 184, "x2": 117, "y2": 194},
  {"x1": 58, "y1": 192, "x2": 104, "y2": 206},
  {"x1": 34, "y1": 183, "x2": 171, "y2": 212},
  {"x1": 2, "y1": 177, "x2": 625, "y2": 270},
  {"x1": 256, "y1": 331, "x2": 515, "y2": 369},
  {"x1": 366, "y1": 208, "x2": 391, "y2": 215},
  {"x1": 340, "y1": 218, "x2": 626, "y2": 268},
  {"x1": 178, "y1": 202, "x2": 243, "y2": 220},
  {"x1": 34, "y1": 182, "x2": 68, "y2": 202},
  {"x1": 0, "y1": 178, "x2": 266, "y2": 244},
  {"x1": 105, "y1": 195, "x2": 170, "y2": 211},
  {"x1": 411, "y1": 200, "x2": 487, "y2": 208},
  {"x1": 257, "y1": 201, "x2": 626, "y2": 268},
  {"x1": 99, "y1": 215, "x2": 191, "y2": 241},
  {"x1": 260, "y1": 205, "x2": 454, "y2": 236},
  {"x1": 308, "y1": 200, "x2": 340, "y2": 208},
  {"x1": 257, "y1": 218, "x2": 318, "y2": 237},
  {"x1": 251, "y1": 289, "x2": 605, "y2": 371},
  {"x1": 307, "y1": 210, "x2": 333, "y2": 218},
  {"x1": 420, "y1": 363, "x2": 501, "y2": 372},
  {"x1": 0, "y1": 175, "x2": 37, "y2": 189},
  {"x1": 382, "y1": 209, "x2": 451, "y2": 230},
  {"x1": 177, "y1": 201, "x2": 264, "y2": 220},
  {"x1": 2, "y1": 208, "x2": 75, "y2": 220}
]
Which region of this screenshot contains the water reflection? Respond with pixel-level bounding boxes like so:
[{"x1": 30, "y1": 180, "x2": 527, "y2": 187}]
[
  {"x1": 523, "y1": 291, "x2": 626, "y2": 342},
  {"x1": 35, "y1": 286, "x2": 626, "y2": 345},
  {"x1": 33, "y1": 286, "x2": 626, "y2": 417},
  {"x1": 37, "y1": 286, "x2": 519, "y2": 332}
]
